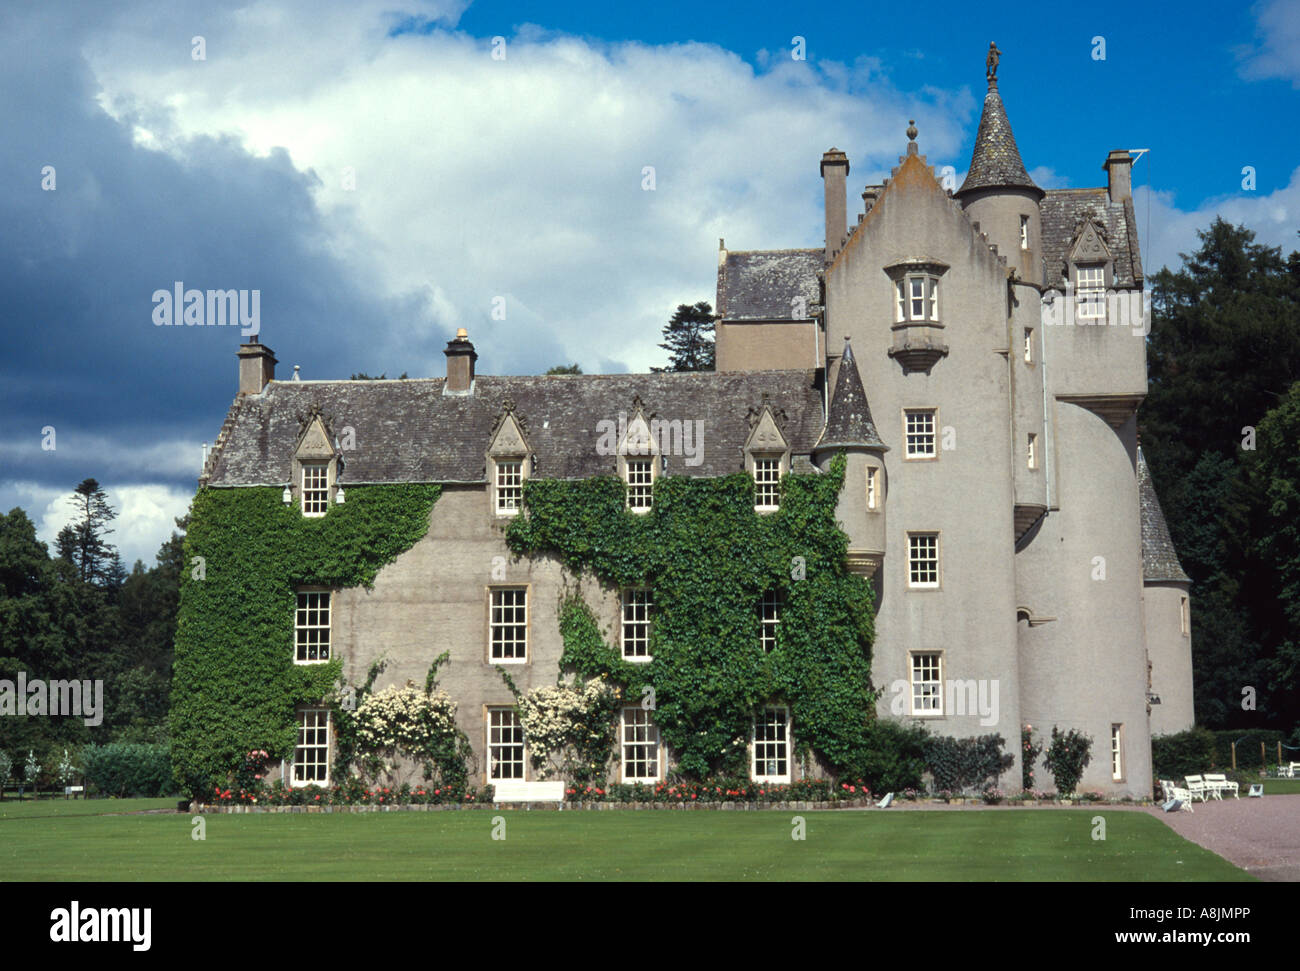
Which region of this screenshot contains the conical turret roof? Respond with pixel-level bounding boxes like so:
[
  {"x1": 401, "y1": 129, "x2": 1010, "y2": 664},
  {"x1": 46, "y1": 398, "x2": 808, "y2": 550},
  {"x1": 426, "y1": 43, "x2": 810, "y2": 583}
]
[
  {"x1": 1137, "y1": 447, "x2": 1190, "y2": 583},
  {"x1": 816, "y1": 339, "x2": 886, "y2": 451},
  {"x1": 956, "y1": 78, "x2": 1042, "y2": 199}
]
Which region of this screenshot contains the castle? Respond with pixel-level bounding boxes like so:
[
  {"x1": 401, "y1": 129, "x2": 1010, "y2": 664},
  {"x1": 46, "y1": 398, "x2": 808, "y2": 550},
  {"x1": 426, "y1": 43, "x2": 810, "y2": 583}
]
[{"x1": 194, "y1": 51, "x2": 1192, "y2": 797}]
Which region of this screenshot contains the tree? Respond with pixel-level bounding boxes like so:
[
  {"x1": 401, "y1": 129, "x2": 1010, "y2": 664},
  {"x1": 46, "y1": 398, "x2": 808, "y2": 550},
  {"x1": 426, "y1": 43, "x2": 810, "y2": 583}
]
[
  {"x1": 545, "y1": 364, "x2": 582, "y2": 375},
  {"x1": 1249, "y1": 380, "x2": 1300, "y2": 731},
  {"x1": 1139, "y1": 218, "x2": 1300, "y2": 730},
  {"x1": 349, "y1": 372, "x2": 408, "y2": 380},
  {"x1": 653, "y1": 301, "x2": 715, "y2": 372},
  {"x1": 54, "y1": 478, "x2": 118, "y2": 587}
]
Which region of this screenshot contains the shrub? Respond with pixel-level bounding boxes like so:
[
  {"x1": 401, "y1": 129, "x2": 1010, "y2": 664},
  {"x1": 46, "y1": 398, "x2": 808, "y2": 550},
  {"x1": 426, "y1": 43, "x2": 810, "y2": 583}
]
[
  {"x1": 81, "y1": 743, "x2": 175, "y2": 797},
  {"x1": 1043, "y1": 726, "x2": 1092, "y2": 795},
  {"x1": 923, "y1": 734, "x2": 1014, "y2": 794},
  {"x1": 852, "y1": 719, "x2": 928, "y2": 793},
  {"x1": 1151, "y1": 727, "x2": 1216, "y2": 778}
]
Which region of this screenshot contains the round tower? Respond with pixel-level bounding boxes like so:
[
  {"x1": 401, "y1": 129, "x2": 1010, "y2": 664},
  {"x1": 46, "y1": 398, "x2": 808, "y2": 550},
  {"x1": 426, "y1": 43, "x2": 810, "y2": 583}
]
[
  {"x1": 954, "y1": 44, "x2": 1044, "y2": 285},
  {"x1": 812, "y1": 338, "x2": 888, "y2": 577}
]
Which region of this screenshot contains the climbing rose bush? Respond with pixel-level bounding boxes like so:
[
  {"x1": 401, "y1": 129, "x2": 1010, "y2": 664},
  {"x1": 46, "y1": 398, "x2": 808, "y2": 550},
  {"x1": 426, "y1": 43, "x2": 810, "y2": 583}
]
[
  {"x1": 514, "y1": 677, "x2": 619, "y2": 782},
  {"x1": 352, "y1": 682, "x2": 462, "y2": 787}
]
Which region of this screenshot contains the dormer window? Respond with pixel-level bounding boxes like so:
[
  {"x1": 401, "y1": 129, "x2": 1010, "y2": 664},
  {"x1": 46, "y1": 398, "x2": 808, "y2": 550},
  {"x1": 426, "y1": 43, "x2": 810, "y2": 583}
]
[
  {"x1": 487, "y1": 407, "x2": 530, "y2": 517},
  {"x1": 895, "y1": 275, "x2": 939, "y2": 323},
  {"x1": 618, "y1": 409, "x2": 658, "y2": 513},
  {"x1": 301, "y1": 462, "x2": 329, "y2": 516},
  {"x1": 292, "y1": 410, "x2": 339, "y2": 516}
]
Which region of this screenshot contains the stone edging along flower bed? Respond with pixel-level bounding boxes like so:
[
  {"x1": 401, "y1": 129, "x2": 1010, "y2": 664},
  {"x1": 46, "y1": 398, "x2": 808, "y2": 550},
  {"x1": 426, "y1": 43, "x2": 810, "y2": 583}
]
[
  {"x1": 197, "y1": 799, "x2": 865, "y2": 814},
  {"x1": 195, "y1": 796, "x2": 1153, "y2": 814}
]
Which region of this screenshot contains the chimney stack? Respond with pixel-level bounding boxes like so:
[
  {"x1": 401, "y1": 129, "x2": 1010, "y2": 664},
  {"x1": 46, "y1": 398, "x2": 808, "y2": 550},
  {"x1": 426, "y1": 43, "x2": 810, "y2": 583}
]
[
  {"x1": 821, "y1": 148, "x2": 850, "y2": 264},
  {"x1": 1103, "y1": 150, "x2": 1132, "y2": 203},
  {"x1": 443, "y1": 328, "x2": 477, "y2": 394},
  {"x1": 237, "y1": 339, "x2": 277, "y2": 395}
]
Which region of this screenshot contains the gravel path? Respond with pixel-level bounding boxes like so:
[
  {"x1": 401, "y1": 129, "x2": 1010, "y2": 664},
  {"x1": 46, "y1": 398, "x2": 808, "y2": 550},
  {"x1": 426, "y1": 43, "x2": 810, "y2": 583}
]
[{"x1": 1141, "y1": 794, "x2": 1300, "y2": 881}]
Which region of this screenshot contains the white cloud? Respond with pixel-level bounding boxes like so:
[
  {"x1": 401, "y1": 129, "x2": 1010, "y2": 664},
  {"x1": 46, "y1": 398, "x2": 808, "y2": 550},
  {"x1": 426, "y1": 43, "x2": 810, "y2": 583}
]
[
  {"x1": 1236, "y1": 0, "x2": 1300, "y2": 88},
  {"x1": 79, "y1": 4, "x2": 971, "y2": 374},
  {"x1": 1135, "y1": 166, "x2": 1300, "y2": 274},
  {"x1": 1, "y1": 481, "x2": 191, "y2": 571}
]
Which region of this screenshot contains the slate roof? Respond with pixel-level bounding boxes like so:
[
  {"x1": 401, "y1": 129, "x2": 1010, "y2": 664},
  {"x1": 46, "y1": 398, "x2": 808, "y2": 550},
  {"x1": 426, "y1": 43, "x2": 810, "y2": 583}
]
[
  {"x1": 716, "y1": 249, "x2": 821, "y2": 320},
  {"x1": 1040, "y1": 189, "x2": 1143, "y2": 289},
  {"x1": 1137, "y1": 447, "x2": 1190, "y2": 583},
  {"x1": 815, "y1": 341, "x2": 885, "y2": 452},
  {"x1": 202, "y1": 371, "x2": 826, "y2": 486},
  {"x1": 956, "y1": 85, "x2": 1041, "y2": 197}
]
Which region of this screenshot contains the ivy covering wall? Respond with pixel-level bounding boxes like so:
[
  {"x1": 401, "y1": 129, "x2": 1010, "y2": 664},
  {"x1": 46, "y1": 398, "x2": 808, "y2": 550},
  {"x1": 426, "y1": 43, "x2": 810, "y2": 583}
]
[
  {"x1": 169, "y1": 484, "x2": 440, "y2": 795},
  {"x1": 506, "y1": 455, "x2": 877, "y2": 779}
]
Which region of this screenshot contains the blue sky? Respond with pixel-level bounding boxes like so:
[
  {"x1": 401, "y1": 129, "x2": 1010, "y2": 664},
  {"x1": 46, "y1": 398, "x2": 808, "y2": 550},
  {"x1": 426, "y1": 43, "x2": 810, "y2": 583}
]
[{"x1": 2, "y1": 0, "x2": 1297, "y2": 568}]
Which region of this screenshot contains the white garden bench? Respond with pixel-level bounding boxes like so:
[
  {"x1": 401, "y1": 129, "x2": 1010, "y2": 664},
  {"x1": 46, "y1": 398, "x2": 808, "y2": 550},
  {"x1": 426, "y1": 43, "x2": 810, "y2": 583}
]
[
  {"x1": 1184, "y1": 775, "x2": 1211, "y2": 802},
  {"x1": 1203, "y1": 773, "x2": 1239, "y2": 799},
  {"x1": 491, "y1": 781, "x2": 565, "y2": 803},
  {"x1": 1275, "y1": 762, "x2": 1300, "y2": 778},
  {"x1": 1160, "y1": 780, "x2": 1194, "y2": 812}
]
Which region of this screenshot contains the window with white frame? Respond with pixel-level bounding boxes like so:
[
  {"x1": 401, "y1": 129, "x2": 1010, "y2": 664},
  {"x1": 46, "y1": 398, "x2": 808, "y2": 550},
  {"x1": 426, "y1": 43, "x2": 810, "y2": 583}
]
[
  {"x1": 1024, "y1": 328, "x2": 1033, "y2": 364},
  {"x1": 301, "y1": 462, "x2": 329, "y2": 516},
  {"x1": 621, "y1": 707, "x2": 660, "y2": 782},
  {"x1": 910, "y1": 653, "x2": 942, "y2": 715},
  {"x1": 495, "y1": 458, "x2": 523, "y2": 514},
  {"x1": 1027, "y1": 433, "x2": 1038, "y2": 470},
  {"x1": 1020, "y1": 215, "x2": 1030, "y2": 250},
  {"x1": 759, "y1": 590, "x2": 782, "y2": 653},
  {"x1": 625, "y1": 458, "x2": 654, "y2": 511},
  {"x1": 753, "y1": 457, "x2": 781, "y2": 510},
  {"x1": 489, "y1": 587, "x2": 527, "y2": 662},
  {"x1": 895, "y1": 275, "x2": 939, "y2": 322},
  {"x1": 292, "y1": 709, "x2": 330, "y2": 786},
  {"x1": 622, "y1": 588, "x2": 653, "y2": 661},
  {"x1": 752, "y1": 707, "x2": 790, "y2": 782},
  {"x1": 866, "y1": 466, "x2": 880, "y2": 511},
  {"x1": 904, "y1": 409, "x2": 937, "y2": 459},
  {"x1": 907, "y1": 532, "x2": 939, "y2": 588},
  {"x1": 488, "y1": 708, "x2": 525, "y2": 780},
  {"x1": 1180, "y1": 596, "x2": 1189, "y2": 635},
  {"x1": 1111, "y1": 724, "x2": 1123, "y2": 780},
  {"x1": 295, "y1": 591, "x2": 330, "y2": 663},
  {"x1": 1077, "y1": 264, "x2": 1105, "y2": 320}
]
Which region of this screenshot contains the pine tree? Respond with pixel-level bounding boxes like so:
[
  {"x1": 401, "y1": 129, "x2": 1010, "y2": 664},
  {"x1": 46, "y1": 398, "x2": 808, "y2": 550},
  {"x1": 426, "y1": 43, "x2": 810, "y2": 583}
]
[
  {"x1": 54, "y1": 478, "x2": 118, "y2": 587},
  {"x1": 654, "y1": 301, "x2": 716, "y2": 372}
]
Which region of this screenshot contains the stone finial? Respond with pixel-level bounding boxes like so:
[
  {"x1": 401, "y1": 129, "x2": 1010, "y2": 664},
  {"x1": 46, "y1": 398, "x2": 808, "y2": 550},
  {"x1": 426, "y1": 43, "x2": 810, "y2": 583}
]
[{"x1": 906, "y1": 119, "x2": 918, "y2": 156}]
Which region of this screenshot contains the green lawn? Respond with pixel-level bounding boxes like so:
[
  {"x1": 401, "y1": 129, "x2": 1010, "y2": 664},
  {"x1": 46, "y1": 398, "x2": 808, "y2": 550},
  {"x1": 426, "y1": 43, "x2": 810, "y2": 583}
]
[
  {"x1": 0, "y1": 807, "x2": 1252, "y2": 881},
  {"x1": 1256, "y1": 779, "x2": 1300, "y2": 795},
  {"x1": 0, "y1": 797, "x2": 177, "y2": 820}
]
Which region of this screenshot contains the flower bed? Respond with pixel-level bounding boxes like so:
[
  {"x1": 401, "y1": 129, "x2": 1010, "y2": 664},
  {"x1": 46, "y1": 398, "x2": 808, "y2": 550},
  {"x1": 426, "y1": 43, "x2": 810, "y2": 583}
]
[
  {"x1": 562, "y1": 778, "x2": 869, "y2": 804},
  {"x1": 205, "y1": 779, "x2": 494, "y2": 808}
]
